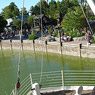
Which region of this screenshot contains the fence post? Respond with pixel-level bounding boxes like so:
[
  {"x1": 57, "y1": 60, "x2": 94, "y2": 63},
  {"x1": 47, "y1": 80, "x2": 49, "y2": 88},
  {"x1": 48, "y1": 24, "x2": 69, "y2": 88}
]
[
  {"x1": 60, "y1": 42, "x2": 63, "y2": 54},
  {"x1": 30, "y1": 73, "x2": 33, "y2": 88},
  {"x1": 0, "y1": 40, "x2": 2, "y2": 50},
  {"x1": 10, "y1": 39, "x2": 12, "y2": 50},
  {"x1": 61, "y1": 70, "x2": 64, "y2": 90},
  {"x1": 33, "y1": 40, "x2": 35, "y2": 51},
  {"x1": 78, "y1": 43, "x2": 82, "y2": 57},
  {"x1": 45, "y1": 40, "x2": 47, "y2": 52},
  {"x1": 21, "y1": 39, "x2": 23, "y2": 50}
]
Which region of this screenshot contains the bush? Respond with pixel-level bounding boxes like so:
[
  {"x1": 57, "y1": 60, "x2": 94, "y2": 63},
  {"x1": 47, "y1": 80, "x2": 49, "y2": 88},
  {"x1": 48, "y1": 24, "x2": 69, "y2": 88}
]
[
  {"x1": 71, "y1": 29, "x2": 85, "y2": 38},
  {"x1": 48, "y1": 28, "x2": 52, "y2": 34},
  {"x1": 28, "y1": 33, "x2": 38, "y2": 40},
  {"x1": 92, "y1": 40, "x2": 95, "y2": 43}
]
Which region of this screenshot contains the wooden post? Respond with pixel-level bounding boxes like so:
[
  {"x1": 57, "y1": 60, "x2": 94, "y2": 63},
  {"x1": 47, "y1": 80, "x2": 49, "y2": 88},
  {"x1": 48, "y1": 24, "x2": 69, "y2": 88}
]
[
  {"x1": 58, "y1": 30, "x2": 62, "y2": 54},
  {"x1": 33, "y1": 40, "x2": 35, "y2": 51},
  {"x1": 0, "y1": 40, "x2": 2, "y2": 50},
  {"x1": 21, "y1": 39, "x2": 23, "y2": 50},
  {"x1": 60, "y1": 42, "x2": 63, "y2": 54},
  {"x1": 78, "y1": 43, "x2": 82, "y2": 57},
  {"x1": 45, "y1": 40, "x2": 47, "y2": 52},
  {"x1": 10, "y1": 39, "x2": 12, "y2": 50}
]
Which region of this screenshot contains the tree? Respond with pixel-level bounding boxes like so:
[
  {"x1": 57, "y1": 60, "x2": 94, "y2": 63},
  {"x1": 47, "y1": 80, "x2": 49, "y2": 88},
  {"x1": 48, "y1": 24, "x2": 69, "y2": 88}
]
[
  {"x1": 28, "y1": 16, "x2": 34, "y2": 27},
  {"x1": 38, "y1": 0, "x2": 49, "y2": 15},
  {"x1": 20, "y1": 7, "x2": 28, "y2": 15},
  {"x1": 30, "y1": 5, "x2": 40, "y2": 15},
  {"x1": 60, "y1": 0, "x2": 70, "y2": 17},
  {"x1": 61, "y1": 6, "x2": 87, "y2": 31},
  {"x1": 1, "y1": 2, "x2": 19, "y2": 19},
  {"x1": 0, "y1": 16, "x2": 7, "y2": 32},
  {"x1": 13, "y1": 19, "x2": 21, "y2": 29},
  {"x1": 48, "y1": 0, "x2": 57, "y2": 18},
  {"x1": 30, "y1": 0, "x2": 49, "y2": 16}
]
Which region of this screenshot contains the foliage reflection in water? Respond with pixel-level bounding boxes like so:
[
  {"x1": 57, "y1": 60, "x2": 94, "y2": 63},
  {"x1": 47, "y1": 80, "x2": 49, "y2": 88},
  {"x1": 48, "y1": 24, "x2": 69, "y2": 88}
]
[{"x1": 0, "y1": 50, "x2": 95, "y2": 94}]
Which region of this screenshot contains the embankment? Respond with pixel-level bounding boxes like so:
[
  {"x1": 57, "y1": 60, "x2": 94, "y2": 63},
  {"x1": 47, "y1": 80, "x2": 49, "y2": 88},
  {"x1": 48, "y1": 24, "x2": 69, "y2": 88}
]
[{"x1": 0, "y1": 40, "x2": 95, "y2": 58}]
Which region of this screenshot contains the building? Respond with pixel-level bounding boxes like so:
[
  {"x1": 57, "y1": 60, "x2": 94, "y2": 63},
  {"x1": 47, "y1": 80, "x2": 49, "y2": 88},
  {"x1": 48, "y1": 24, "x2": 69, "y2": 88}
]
[{"x1": 33, "y1": 14, "x2": 50, "y2": 31}]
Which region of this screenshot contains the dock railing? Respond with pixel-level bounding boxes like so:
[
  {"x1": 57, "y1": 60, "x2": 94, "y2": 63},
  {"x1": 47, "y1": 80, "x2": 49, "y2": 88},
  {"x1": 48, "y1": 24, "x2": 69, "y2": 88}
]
[
  {"x1": 10, "y1": 70, "x2": 63, "y2": 95},
  {"x1": 10, "y1": 70, "x2": 95, "y2": 95}
]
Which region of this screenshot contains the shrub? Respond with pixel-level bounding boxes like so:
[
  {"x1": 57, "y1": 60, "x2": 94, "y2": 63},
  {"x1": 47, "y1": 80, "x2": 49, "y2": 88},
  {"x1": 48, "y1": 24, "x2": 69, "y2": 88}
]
[
  {"x1": 92, "y1": 40, "x2": 95, "y2": 43},
  {"x1": 48, "y1": 28, "x2": 52, "y2": 34},
  {"x1": 71, "y1": 29, "x2": 85, "y2": 38},
  {"x1": 28, "y1": 33, "x2": 38, "y2": 40}
]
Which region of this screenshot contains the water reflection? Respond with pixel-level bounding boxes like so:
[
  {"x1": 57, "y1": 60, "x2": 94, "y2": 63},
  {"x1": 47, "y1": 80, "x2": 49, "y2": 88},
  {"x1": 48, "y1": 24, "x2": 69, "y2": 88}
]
[
  {"x1": 0, "y1": 50, "x2": 95, "y2": 94},
  {"x1": 22, "y1": 50, "x2": 26, "y2": 64}
]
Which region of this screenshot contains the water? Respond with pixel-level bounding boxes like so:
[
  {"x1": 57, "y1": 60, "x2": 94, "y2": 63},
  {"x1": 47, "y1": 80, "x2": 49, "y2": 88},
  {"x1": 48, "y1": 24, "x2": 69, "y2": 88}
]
[{"x1": 0, "y1": 50, "x2": 95, "y2": 94}]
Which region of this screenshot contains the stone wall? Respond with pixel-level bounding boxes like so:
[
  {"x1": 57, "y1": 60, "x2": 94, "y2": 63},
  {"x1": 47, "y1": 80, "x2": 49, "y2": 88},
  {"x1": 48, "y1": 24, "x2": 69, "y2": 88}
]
[{"x1": 0, "y1": 40, "x2": 95, "y2": 58}]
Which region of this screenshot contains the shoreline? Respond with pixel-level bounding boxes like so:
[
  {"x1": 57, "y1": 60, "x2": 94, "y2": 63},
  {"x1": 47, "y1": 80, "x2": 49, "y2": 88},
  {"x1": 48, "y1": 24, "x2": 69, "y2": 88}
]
[{"x1": 0, "y1": 40, "x2": 95, "y2": 58}]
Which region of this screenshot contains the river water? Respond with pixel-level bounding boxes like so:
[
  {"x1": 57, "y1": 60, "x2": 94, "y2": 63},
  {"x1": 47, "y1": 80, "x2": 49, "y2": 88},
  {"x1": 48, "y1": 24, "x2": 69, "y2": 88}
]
[{"x1": 0, "y1": 50, "x2": 95, "y2": 94}]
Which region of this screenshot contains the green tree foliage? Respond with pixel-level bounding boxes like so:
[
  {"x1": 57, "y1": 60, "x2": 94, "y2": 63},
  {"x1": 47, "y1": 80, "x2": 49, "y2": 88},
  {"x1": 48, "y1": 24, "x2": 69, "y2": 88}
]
[
  {"x1": 30, "y1": 5, "x2": 40, "y2": 15},
  {"x1": 28, "y1": 16, "x2": 34, "y2": 27},
  {"x1": 48, "y1": 0, "x2": 57, "y2": 18},
  {"x1": 2, "y1": 2, "x2": 19, "y2": 19},
  {"x1": 0, "y1": 16, "x2": 7, "y2": 32},
  {"x1": 38, "y1": 0, "x2": 49, "y2": 15},
  {"x1": 61, "y1": 6, "x2": 87, "y2": 31},
  {"x1": 30, "y1": 0, "x2": 49, "y2": 15},
  {"x1": 28, "y1": 33, "x2": 38, "y2": 40},
  {"x1": 20, "y1": 7, "x2": 28, "y2": 15},
  {"x1": 13, "y1": 19, "x2": 21, "y2": 29}
]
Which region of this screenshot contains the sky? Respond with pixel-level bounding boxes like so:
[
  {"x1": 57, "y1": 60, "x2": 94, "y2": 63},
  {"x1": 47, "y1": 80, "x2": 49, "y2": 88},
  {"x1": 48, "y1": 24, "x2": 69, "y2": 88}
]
[{"x1": 0, "y1": 0, "x2": 62, "y2": 13}]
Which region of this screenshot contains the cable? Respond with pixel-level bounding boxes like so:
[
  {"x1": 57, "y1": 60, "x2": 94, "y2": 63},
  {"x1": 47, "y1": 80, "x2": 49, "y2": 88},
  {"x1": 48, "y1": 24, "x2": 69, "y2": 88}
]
[
  {"x1": 39, "y1": 0, "x2": 44, "y2": 84},
  {"x1": 16, "y1": 0, "x2": 24, "y2": 95},
  {"x1": 79, "y1": 2, "x2": 93, "y2": 34}
]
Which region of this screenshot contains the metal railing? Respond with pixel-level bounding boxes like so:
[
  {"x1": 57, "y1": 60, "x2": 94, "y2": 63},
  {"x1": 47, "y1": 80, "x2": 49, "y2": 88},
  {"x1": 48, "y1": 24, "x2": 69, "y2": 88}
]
[
  {"x1": 64, "y1": 70, "x2": 95, "y2": 86},
  {"x1": 10, "y1": 70, "x2": 63, "y2": 95},
  {"x1": 10, "y1": 70, "x2": 95, "y2": 95},
  {"x1": 10, "y1": 74, "x2": 32, "y2": 95},
  {"x1": 32, "y1": 70, "x2": 63, "y2": 93}
]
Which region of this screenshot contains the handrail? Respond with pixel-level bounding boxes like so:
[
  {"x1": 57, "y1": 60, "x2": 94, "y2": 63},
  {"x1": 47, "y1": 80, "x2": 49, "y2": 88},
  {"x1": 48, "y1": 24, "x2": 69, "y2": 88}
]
[
  {"x1": 20, "y1": 78, "x2": 30, "y2": 87},
  {"x1": 10, "y1": 70, "x2": 95, "y2": 95},
  {"x1": 21, "y1": 74, "x2": 30, "y2": 84},
  {"x1": 22, "y1": 86, "x2": 31, "y2": 95},
  {"x1": 32, "y1": 71, "x2": 61, "y2": 75},
  {"x1": 19, "y1": 80, "x2": 30, "y2": 93},
  {"x1": 20, "y1": 84, "x2": 31, "y2": 95}
]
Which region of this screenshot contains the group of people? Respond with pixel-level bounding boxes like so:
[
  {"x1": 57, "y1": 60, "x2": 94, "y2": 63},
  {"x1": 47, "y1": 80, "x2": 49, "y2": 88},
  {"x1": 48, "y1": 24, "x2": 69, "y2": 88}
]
[
  {"x1": 85, "y1": 32, "x2": 91, "y2": 47},
  {"x1": 61, "y1": 33, "x2": 71, "y2": 42}
]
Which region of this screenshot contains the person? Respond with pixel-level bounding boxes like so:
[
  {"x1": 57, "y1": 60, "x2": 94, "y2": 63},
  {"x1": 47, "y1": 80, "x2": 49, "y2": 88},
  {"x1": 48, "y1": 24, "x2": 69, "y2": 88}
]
[
  {"x1": 86, "y1": 33, "x2": 91, "y2": 47},
  {"x1": 64, "y1": 35, "x2": 67, "y2": 41},
  {"x1": 85, "y1": 32, "x2": 89, "y2": 39}
]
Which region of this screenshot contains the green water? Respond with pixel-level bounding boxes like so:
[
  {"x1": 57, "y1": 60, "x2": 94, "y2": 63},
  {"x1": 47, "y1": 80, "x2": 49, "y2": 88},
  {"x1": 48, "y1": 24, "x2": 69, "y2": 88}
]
[{"x1": 0, "y1": 50, "x2": 95, "y2": 94}]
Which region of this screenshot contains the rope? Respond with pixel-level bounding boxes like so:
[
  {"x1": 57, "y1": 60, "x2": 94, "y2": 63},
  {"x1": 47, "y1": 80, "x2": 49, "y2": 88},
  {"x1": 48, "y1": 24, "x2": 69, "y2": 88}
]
[
  {"x1": 16, "y1": 0, "x2": 24, "y2": 94},
  {"x1": 39, "y1": 0, "x2": 44, "y2": 84},
  {"x1": 79, "y1": 3, "x2": 93, "y2": 34}
]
